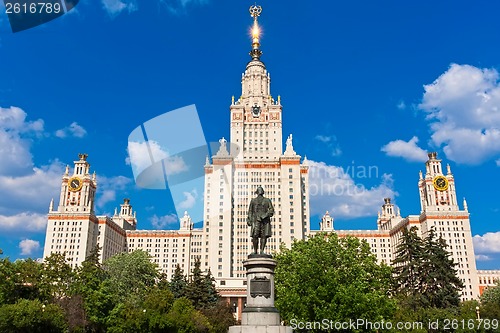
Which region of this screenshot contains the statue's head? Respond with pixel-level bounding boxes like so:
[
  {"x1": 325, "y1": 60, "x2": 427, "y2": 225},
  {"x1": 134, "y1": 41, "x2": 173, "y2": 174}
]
[{"x1": 255, "y1": 186, "x2": 264, "y2": 195}]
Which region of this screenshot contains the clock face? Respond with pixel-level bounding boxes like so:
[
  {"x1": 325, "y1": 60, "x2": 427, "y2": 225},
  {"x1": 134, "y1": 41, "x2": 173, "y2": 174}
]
[
  {"x1": 252, "y1": 105, "x2": 261, "y2": 117},
  {"x1": 68, "y1": 177, "x2": 83, "y2": 192},
  {"x1": 433, "y1": 176, "x2": 449, "y2": 191}
]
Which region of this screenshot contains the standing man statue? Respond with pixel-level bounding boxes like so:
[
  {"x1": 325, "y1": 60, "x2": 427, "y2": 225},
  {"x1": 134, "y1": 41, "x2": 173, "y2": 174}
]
[{"x1": 247, "y1": 186, "x2": 274, "y2": 255}]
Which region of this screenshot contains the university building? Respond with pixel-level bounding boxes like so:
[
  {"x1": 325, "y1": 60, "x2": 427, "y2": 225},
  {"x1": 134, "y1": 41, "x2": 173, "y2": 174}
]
[{"x1": 43, "y1": 6, "x2": 499, "y2": 315}]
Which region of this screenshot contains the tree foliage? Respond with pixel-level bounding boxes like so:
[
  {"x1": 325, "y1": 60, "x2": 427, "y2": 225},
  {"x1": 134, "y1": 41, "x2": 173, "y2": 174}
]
[
  {"x1": 392, "y1": 227, "x2": 463, "y2": 309},
  {"x1": 274, "y1": 233, "x2": 396, "y2": 330},
  {"x1": 185, "y1": 258, "x2": 219, "y2": 310},
  {"x1": 480, "y1": 280, "x2": 500, "y2": 320},
  {"x1": 0, "y1": 299, "x2": 67, "y2": 333},
  {"x1": 169, "y1": 264, "x2": 188, "y2": 299},
  {"x1": 102, "y1": 249, "x2": 158, "y2": 305},
  {"x1": 0, "y1": 249, "x2": 234, "y2": 333}
]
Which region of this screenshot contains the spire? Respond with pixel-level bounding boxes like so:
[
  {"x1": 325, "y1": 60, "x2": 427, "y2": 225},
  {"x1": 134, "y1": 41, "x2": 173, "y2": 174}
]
[
  {"x1": 249, "y1": 4, "x2": 263, "y2": 60},
  {"x1": 463, "y1": 197, "x2": 468, "y2": 212},
  {"x1": 49, "y1": 198, "x2": 54, "y2": 212}
]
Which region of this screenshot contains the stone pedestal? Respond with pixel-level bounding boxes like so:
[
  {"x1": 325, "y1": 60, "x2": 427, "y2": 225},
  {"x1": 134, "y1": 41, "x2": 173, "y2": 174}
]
[{"x1": 228, "y1": 256, "x2": 293, "y2": 333}]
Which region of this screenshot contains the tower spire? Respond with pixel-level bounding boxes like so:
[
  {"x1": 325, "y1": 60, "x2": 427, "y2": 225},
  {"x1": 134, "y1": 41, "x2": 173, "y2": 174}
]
[{"x1": 249, "y1": 4, "x2": 263, "y2": 60}]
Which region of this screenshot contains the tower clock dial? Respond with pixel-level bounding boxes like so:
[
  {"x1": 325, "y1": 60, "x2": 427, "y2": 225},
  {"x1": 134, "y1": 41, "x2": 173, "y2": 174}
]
[
  {"x1": 433, "y1": 176, "x2": 449, "y2": 191},
  {"x1": 68, "y1": 177, "x2": 83, "y2": 192}
]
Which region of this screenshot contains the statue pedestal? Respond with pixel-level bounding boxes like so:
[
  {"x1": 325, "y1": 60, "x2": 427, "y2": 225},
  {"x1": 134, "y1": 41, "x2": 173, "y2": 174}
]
[{"x1": 228, "y1": 256, "x2": 292, "y2": 333}]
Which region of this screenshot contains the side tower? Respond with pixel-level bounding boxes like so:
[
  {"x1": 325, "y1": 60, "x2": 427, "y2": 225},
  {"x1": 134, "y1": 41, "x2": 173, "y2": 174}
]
[
  {"x1": 43, "y1": 154, "x2": 99, "y2": 267},
  {"x1": 418, "y1": 152, "x2": 479, "y2": 300}
]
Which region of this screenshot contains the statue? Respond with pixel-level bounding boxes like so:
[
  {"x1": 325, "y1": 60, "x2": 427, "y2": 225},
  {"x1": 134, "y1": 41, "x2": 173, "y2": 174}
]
[{"x1": 247, "y1": 186, "x2": 274, "y2": 255}]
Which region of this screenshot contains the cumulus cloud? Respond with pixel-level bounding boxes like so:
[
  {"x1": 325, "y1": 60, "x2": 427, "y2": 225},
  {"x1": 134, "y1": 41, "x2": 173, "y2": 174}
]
[
  {"x1": 159, "y1": 0, "x2": 209, "y2": 14},
  {"x1": 0, "y1": 106, "x2": 44, "y2": 176},
  {"x1": 473, "y1": 232, "x2": 500, "y2": 253},
  {"x1": 314, "y1": 135, "x2": 342, "y2": 156},
  {"x1": 419, "y1": 64, "x2": 500, "y2": 164},
  {"x1": 0, "y1": 213, "x2": 47, "y2": 233},
  {"x1": 475, "y1": 254, "x2": 492, "y2": 261},
  {"x1": 101, "y1": 0, "x2": 137, "y2": 16},
  {"x1": 397, "y1": 101, "x2": 406, "y2": 110},
  {"x1": 19, "y1": 239, "x2": 41, "y2": 256},
  {"x1": 381, "y1": 136, "x2": 428, "y2": 162},
  {"x1": 0, "y1": 161, "x2": 64, "y2": 217},
  {"x1": 127, "y1": 140, "x2": 188, "y2": 176},
  {"x1": 0, "y1": 106, "x2": 67, "y2": 235},
  {"x1": 149, "y1": 213, "x2": 178, "y2": 229},
  {"x1": 178, "y1": 189, "x2": 197, "y2": 210},
  {"x1": 96, "y1": 175, "x2": 133, "y2": 208},
  {"x1": 308, "y1": 160, "x2": 396, "y2": 219},
  {"x1": 55, "y1": 122, "x2": 87, "y2": 138}
]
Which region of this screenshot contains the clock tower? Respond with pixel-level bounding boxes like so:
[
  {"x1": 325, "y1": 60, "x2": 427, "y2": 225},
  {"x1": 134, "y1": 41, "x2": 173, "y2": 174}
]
[
  {"x1": 417, "y1": 152, "x2": 479, "y2": 299},
  {"x1": 418, "y1": 152, "x2": 459, "y2": 212},
  {"x1": 57, "y1": 153, "x2": 97, "y2": 213}
]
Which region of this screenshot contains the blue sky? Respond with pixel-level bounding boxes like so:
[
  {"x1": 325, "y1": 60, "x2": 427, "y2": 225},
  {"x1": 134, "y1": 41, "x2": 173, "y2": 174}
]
[{"x1": 1, "y1": 0, "x2": 500, "y2": 269}]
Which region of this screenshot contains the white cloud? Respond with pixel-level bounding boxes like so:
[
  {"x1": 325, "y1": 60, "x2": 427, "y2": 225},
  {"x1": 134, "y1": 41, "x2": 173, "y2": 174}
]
[
  {"x1": 96, "y1": 175, "x2": 132, "y2": 208},
  {"x1": 496, "y1": 159, "x2": 500, "y2": 167},
  {"x1": 55, "y1": 122, "x2": 87, "y2": 138},
  {"x1": 19, "y1": 239, "x2": 41, "y2": 256},
  {"x1": 0, "y1": 106, "x2": 44, "y2": 176},
  {"x1": 150, "y1": 214, "x2": 178, "y2": 229},
  {"x1": 315, "y1": 135, "x2": 332, "y2": 143},
  {"x1": 127, "y1": 140, "x2": 188, "y2": 176},
  {"x1": 397, "y1": 101, "x2": 406, "y2": 110},
  {"x1": 381, "y1": 136, "x2": 428, "y2": 162},
  {"x1": 308, "y1": 160, "x2": 396, "y2": 219},
  {"x1": 0, "y1": 213, "x2": 47, "y2": 233},
  {"x1": 101, "y1": 0, "x2": 137, "y2": 16},
  {"x1": 473, "y1": 232, "x2": 500, "y2": 253},
  {"x1": 314, "y1": 135, "x2": 342, "y2": 156},
  {"x1": 159, "y1": 0, "x2": 209, "y2": 14},
  {"x1": 0, "y1": 161, "x2": 64, "y2": 217},
  {"x1": 475, "y1": 254, "x2": 492, "y2": 261},
  {"x1": 178, "y1": 189, "x2": 197, "y2": 210},
  {"x1": 420, "y1": 64, "x2": 500, "y2": 164}
]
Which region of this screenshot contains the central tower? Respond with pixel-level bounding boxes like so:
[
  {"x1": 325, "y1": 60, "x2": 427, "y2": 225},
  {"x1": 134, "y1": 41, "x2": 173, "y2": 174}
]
[
  {"x1": 229, "y1": 5, "x2": 283, "y2": 161},
  {"x1": 202, "y1": 6, "x2": 310, "y2": 296}
]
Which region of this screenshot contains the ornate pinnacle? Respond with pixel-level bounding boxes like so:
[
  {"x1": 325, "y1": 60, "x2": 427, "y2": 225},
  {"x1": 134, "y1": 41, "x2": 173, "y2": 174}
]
[
  {"x1": 249, "y1": 4, "x2": 262, "y2": 19},
  {"x1": 249, "y1": 4, "x2": 263, "y2": 60}
]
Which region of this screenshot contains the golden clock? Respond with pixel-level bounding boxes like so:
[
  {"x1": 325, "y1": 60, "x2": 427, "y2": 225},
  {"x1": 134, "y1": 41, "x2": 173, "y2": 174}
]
[
  {"x1": 433, "y1": 176, "x2": 448, "y2": 191},
  {"x1": 68, "y1": 177, "x2": 83, "y2": 192}
]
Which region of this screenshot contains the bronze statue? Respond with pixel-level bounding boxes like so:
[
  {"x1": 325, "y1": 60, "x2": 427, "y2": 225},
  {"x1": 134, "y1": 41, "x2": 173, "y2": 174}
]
[{"x1": 247, "y1": 186, "x2": 274, "y2": 255}]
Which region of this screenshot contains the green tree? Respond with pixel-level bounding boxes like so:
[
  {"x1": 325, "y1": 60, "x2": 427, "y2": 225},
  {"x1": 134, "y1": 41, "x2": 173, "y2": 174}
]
[
  {"x1": 186, "y1": 258, "x2": 209, "y2": 309},
  {"x1": 102, "y1": 250, "x2": 158, "y2": 306},
  {"x1": 202, "y1": 269, "x2": 219, "y2": 306},
  {"x1": 480, "y1": 281, "x2": 500, "y2": 320},
  {"x1": 169, "y1": 264, "x2": 188, "y2": 299},
  {"x1": 274, "y1": 233, "x2": 395, "y2": 331},
  {"x1": 0, "y1": 258, "x2": 17, "y2": 305},
  {"x1": 72, "y1": 245, "x2": 113, "y2": 332},
  {"x1": 420, "y1": 229, "x2": 463, "y2": 308},
  {"x1": 142, "y1": 286, "x2": 176, "y2": 331},
  {"x1": 185, "y1": 258, "x2": 219, "y2": 310},
  {"x1": 167, "y1": 298, "x2": 212, "y2": 333},
  {"x1": 0, "y1": 298, "x2": 67, "y2": 333},
  {"x1": 40, "y1": 252, "x2": 75, "y2": 300},
  {"x1": 201, "y1": 299, "x2": 237, "y2": 333},
  {"x1": 14, "y1": 258, "x2": 44, "y2": 301},
  {"x1": 391, "y1": 226, "x2": 425, "y2": 303}
]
